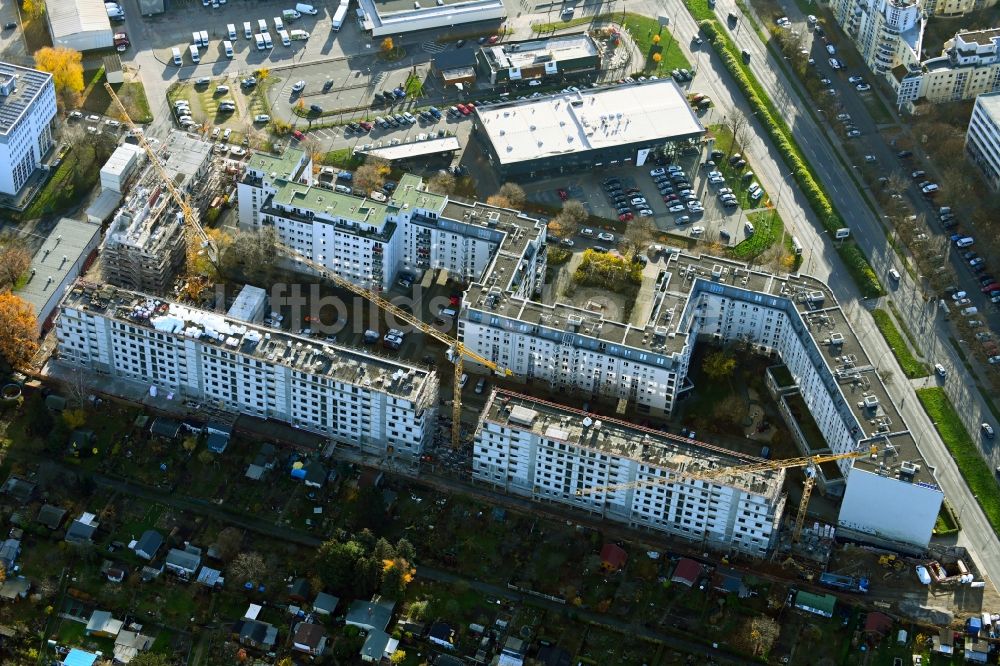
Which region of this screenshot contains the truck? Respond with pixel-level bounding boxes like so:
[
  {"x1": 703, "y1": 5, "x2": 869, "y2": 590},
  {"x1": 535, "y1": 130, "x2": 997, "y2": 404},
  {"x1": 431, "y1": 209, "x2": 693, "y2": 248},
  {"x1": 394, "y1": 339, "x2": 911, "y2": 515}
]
[
  {"x1": 818, "y1": 573, "x2": 869, "y2": 594},
  {"x1": 331, "y1": 1, "x2": 349, "y2": 31}
]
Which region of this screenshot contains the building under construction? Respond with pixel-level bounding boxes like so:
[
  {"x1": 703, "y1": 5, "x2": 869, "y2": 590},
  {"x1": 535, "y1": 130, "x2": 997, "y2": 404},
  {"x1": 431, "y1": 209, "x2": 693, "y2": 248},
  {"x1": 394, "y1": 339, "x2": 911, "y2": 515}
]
[{"x1": 100, "y1": 131, "x2": 213, "y2": 294}]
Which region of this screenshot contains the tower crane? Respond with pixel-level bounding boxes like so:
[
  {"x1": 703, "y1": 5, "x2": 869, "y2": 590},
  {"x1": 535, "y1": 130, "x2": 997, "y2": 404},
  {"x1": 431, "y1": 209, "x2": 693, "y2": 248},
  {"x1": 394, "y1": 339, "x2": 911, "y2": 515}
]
[
  {"x1": 274, "y1": 244, "x2": 512, "y2": 448},
  {"x1": 577, "y1": 445, "x2": 877, "y2": 543},
  {"x1": 104, "y1": 83, "x2": 218, "y2": 297}
]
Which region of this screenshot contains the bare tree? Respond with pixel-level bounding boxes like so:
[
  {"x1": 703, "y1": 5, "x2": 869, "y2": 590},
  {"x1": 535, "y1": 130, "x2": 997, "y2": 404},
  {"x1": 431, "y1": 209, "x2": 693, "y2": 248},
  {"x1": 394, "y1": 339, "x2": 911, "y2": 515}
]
[
  {"x1": 548, "y1": 200, "x2": 588, "y2": 239},
  {"x1": 228, "y1": 551, "x2": 266, "y2": 585},
  {"x1": 354, "y1": 156, "x2": 391, "y2": 192},
  {"x1": 426, "y1": 171, "x2": 457, "y2": 195},
  {"x1": 486, "y1": 182, "x2": 526, "y2": 209},
  {"x1": 0, "y1": 242, "x2": 30, "y2": 289},
  {"x1": 621, "y1": 217, "x2": 655, "y2": 258}
]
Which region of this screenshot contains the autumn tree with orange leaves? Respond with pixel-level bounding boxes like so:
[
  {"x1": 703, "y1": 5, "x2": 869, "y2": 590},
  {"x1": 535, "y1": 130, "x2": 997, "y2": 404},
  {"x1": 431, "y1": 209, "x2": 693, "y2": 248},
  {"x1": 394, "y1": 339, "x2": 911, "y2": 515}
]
[{"x1": 0, "y1": 291, "x2": 37, "y2": 370}]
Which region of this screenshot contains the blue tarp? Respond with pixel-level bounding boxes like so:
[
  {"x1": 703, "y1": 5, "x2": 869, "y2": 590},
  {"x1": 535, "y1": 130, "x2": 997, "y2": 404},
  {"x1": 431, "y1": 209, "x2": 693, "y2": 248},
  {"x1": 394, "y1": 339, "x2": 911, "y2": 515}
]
[{"x1": 64, "y1": 649, "x2": 98, "y2": 666}]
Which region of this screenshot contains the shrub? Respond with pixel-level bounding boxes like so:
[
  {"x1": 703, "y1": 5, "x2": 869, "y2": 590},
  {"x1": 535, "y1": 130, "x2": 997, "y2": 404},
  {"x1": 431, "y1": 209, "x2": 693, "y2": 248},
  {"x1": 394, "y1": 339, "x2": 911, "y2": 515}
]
[{"x1": 573, "y1": 249, "x2": 641, "y2": 291}]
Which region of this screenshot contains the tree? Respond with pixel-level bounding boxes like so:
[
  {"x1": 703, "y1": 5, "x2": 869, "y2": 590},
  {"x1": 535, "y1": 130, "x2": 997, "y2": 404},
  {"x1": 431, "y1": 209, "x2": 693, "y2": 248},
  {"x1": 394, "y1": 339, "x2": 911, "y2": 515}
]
[
  {"x1": 390, "y1": 649, "x2": 407, "y2": 664},
  {"x1": 381, "y1": 37, "x2": 394, "y2": 54},
  {"x1": 0, "y1": 244, "x2": 30, "y2": 290},
  {"x1": 548, "y1": 200, "x2": 587, "y2": 239},
  {"x1": 703, "y1": 349, "x2": 736, "y2": 382},
  {"x1": 197, "y1": 449, "x2": 214, "y2": 465},
  {"x1": 34, "y1": 47, "x2": 84, "y2": 107},
  {"x1": 223, "y1": 228, "x2": 277, "y2": 283},
  {"x1": 354, "y1": 156, "x2": 391, "y2": 192},
  {"x1": 621, "y1": 217, "x2": 655, "y2": 258},
  {"x1": 315, "y1": 538, "x2": 366, "y2": 592},
  {"x1": 427, "y1": 171, "x2": 457, "y2": 195},
  {"x1": 190, "y1": 228, "x2": 232, "y2": 280},
  {"x1": 0, "y1": 292, "x2": 38, "y2": 370},
  {"x1": 228, "y1": 551, "x2": 266, "y2": 585},
  {"x1": 182, "y1": 436, "x2": 197, "y2": 453},
  {"x1": 381, "y1": 556, "x2": 415, "y2": 598},
  {"x1": 22, "y1": 0, "x2": 45, "y2": 21},
  {"x1": 407, "y1": 599, "x2": 429, "y2": 620},
  {"x1": 215, "y1": 527, "x2": 243, "y2": 562},
  {"x1": 487, "y1": 182, "x2": 526, "y2": 209},
  {"x1": 62, "y1": 409, "x2": 86, "y2": 430}
]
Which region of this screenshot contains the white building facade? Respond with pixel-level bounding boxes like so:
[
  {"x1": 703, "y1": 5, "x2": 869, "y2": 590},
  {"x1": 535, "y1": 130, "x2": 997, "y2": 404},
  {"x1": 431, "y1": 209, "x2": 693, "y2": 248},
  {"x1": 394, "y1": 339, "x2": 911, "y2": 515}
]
[
  {"x1": 967, "y1": 91, "x2": 1000, "y2": 190},
  {"x1": 473, "y1": 391, "x2": 787, "y2": 557},
  {"x1": 0, "y1": 64, "x2": 56, "y2": 196},
  {"x1": 55, "y1": 283, "x2": 439, "y2": 457}
]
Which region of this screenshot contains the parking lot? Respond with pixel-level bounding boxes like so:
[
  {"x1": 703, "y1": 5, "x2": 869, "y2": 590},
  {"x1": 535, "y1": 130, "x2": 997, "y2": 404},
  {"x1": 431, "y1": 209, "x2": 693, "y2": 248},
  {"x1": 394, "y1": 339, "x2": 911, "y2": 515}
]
[{"x1": 523, "y1": 143, "x2": 773, "y2": 247}]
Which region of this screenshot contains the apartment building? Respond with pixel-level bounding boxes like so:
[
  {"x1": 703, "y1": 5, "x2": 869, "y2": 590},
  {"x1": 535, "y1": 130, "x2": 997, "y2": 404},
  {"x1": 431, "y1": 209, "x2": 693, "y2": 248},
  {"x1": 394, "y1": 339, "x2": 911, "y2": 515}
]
[
  {"x1": 921, "y1": 0, "x2": 995, "y2": 16},
  {"x1": 832, "y1": 0, "x2": 922, "y2": 80},
  {"x1": 238, "y1": 156, "x2": 547, "y2": 293},
  {"x1": 474, "y1": 391, "x2": 787, "y2": 556},
  {"x1": 461, "y1": 251, "x2": 942, "y2": 553},
  {"x1": 55, "y1": 282, "x2": 439, "y2": 456},
  {"x1": 892, "y1": 29, "x2": 1000, "y2": 107},
  {"x1": 0, "y1": 62, "x2": 56, "y2": 196},
  {"x1": 101, "y1": 131, "x2": 214, "y2": 293},
  {"x1": 966, "y1": 91, "x2": 1000, "y2": 190}
]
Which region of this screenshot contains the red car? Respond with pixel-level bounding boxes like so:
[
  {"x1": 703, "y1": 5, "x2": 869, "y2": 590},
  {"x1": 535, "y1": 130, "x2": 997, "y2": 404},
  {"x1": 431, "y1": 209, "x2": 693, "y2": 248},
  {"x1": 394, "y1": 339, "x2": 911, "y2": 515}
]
[
  {"x1": 457, "y1": 104, "x2": 472, "y2": 116},
  {"x1": 557, "y1": 188, "x2": 569, "y2": 201},
  {"x1": 292, "y1": 129, "x2": 306, "y2": 141},
  {"x1": 488, "y1": 35, "x2": 500, "y2": 44},
  {"x1": 359, "y1": 121, "x2": 373, "y2": 131},
  {"x1": 619, "y1": 213, "x2": 634, "y2": 222},
  {"x1": 981, "y1": 283, "x2": 1000, "y2": 293}
]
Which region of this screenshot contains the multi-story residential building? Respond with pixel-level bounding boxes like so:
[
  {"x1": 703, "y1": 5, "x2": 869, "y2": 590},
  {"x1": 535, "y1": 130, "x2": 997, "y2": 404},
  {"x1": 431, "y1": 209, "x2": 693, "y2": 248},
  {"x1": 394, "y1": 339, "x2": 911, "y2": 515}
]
[
  {"x1": 892, "y1": 29, "x2": 1000, "y2": 108},
  {"x1": 54, "y1": 282, "x2": 439, "y2": 456},
  {"x1": 0, "y1": 62, "x2": 56, "y2": 197},
  {"x1": 101, "y1": 131, "x2": 214, "y2": 293},
  {"x1": 473, "y1": 390, "x2": 788, "y2": 556},
  {"x1": 238, "y1": 155, "x2": 547, "y2": 293},
  {"x1": 919, "y1": 0, "x2": 994, "y2": 16},
  {"x1": 832, "y1": 0, "x2": 922, "y2": 81},
  {"x1": 966, "y1": 91, "x2": 1000, "y2": 189},
  {"x1": 461, "y1": 250, "x2": 943, "y2": 554}
]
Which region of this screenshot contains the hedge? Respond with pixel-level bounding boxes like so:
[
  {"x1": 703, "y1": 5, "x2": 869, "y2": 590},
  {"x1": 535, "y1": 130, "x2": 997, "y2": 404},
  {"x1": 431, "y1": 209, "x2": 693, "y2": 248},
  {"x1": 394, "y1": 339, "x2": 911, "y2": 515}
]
[
  {"x1": 696, "y1": 19, "x2": 883, "y2": 297},
  {"x1": 870, "y1": 308, "x2": 929, "y2": 379}
]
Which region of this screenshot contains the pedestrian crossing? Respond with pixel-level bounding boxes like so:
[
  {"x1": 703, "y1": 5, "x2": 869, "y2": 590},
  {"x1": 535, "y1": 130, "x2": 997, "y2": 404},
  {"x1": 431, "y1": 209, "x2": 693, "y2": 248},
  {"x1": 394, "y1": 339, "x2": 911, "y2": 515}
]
[{"x1": 422, "y1": 41, "x2": 447, "y2": 54}]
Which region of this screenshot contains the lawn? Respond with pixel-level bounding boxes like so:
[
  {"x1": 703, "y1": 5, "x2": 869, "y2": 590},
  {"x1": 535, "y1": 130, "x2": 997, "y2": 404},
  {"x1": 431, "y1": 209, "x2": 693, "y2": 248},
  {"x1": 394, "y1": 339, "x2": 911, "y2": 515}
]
[
  {"x1": 321, "y1": 148, "x2": 365, "y2": 170},
  {"x1": 915, "y1": 387, "x2": 1000, "y2": 535},
  {"x1": 870, "y1": 309, "x2": 929, "y2": 379},
  {"x1": 533, "y1": 13, "x2": 615, "y2": 33},
  {"x1": 621, "y1": 13, "x2": 691, "y2": 74},
  {"x1": 729, "y1": 210, "x2": 783, "y2": 261},
  {"x1": 82, "y1": 70, "x2": 153, "y2": 124},
  {"x1": 707, "y1": 125, "x2": 772, "y2": 209},
  {"x1": 20, "y1": 140, "x2": 110, "y2": 220}
]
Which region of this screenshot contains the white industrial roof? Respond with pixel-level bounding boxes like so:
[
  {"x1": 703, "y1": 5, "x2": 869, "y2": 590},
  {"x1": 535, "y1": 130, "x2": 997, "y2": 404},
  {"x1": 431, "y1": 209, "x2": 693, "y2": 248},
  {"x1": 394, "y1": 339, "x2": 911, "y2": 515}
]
[
  {"x1": 487, "y1": 34, "x2": 598, "y2": 70},
  {"x1": 47, "y1": 0, "x2": 113, "y2": 39},
  {"x1": 16, "y1": 218, "x2": 99, "y2": 317},
  {"x1": 476, "y1": 80, "x2": 704, "y2": 165},
  {"x1": 102, "y1": 144, "x2": 144, "y2": 178},
  {"x1": 358, "y1": 136, "x2": 461, "y2": 161}
]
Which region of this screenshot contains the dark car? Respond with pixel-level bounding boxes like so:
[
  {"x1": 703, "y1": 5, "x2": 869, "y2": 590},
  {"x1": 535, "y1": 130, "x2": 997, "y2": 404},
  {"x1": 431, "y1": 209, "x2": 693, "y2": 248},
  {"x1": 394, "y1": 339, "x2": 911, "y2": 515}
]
[
  {"x1": 896, "y1": 150, "x2": 913, "y2": 158},
  {"x1": 310, "y1": 104, "x2": 323, "y2": 113},
  {"x1": 3, "y1": 21, "x2": 16, "y2": 30},
  {"x1": 456, "y1": 39, "x2": 466, "y2": 48},
  {"x1": 710, "y1": 150, "x2": 723, "y2": 160},
  {"x1": 322, "y1": 80, "x2": 334, "y2": 92}
]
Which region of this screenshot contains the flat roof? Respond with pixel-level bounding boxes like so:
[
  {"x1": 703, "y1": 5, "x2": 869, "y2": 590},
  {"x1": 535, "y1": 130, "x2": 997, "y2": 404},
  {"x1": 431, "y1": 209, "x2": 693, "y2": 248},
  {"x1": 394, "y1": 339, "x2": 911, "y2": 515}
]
[
  {"x1": 160, "y1": 131, "x2": 212, "y2": 190},
  {"x1": 361, "y1": 0, "x2": 503, "y2": 21},
  {"x1": 102, "y1": 143, "x2": 144, "y2": 178},
  {"x1": 247, "y1": 147, "x2": 307, "y2": 181},
  {"x1": 956, "y1": 28, "x2": 1000, "y2": 47},
  {"x1": 17, "y1": 218, "x2": 99, "y2": 317},
  {"x1": 63, "y1": 282, "x2": 436, "y2": 404},
  {"x1": 272, "y1": 180, "x2": 391, "y2": 225},
  {"x1": 975, "y1": 91, "x2": 1000, "y2": 119},
  {"x1": 483, "y1": 390, "x2": 783, "y2": 498},
  {"x1": 0, "y1": 62, "x2": 53, "y2": 136},
  {"x1": 47, "y1": 0, "x2": 112, "y2": 39},
  {"x1": 475, "y1": 80, "x2": 704, "y2": 164},
  {"x1": 357, "y1": 136, "x2": 461, "y2": 161},
  {"x1": 482, "y1": 33, "x2": 599, "y2": 71}
]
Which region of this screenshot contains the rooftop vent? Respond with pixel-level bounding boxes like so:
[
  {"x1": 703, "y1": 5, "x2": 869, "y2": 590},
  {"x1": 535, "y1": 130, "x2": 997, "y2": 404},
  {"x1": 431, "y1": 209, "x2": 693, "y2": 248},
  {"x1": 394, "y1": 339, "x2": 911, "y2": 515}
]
[
  {"x1": 829, "y1": 332, "x2": 845, "y2": 346},
  {"x1": 862, "y1": 394, "x2": 879, "y2": 409},
  {"x1": 0, "y1": 74, "x2": 16, "y2": 97}
]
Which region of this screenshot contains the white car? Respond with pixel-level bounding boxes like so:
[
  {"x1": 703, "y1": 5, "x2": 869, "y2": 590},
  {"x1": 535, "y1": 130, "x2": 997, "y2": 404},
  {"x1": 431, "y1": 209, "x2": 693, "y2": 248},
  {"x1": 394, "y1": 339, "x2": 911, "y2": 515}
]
[
  {"x1": 211, "y1": 127, "x2": 220, "y2": 139},
  {"x1": 195, "y1": 76, "x2": 211, "y2": 86},
  {"x1": 989, "y1": 356, "x2": 1000, "y2": 365},
  {"x1": 580, "y1": 228, "x2": 595, "y2": 237},
  {"x1": 597, "y1": 232, "x2": 615, "y2": 242},
  {"x1": 848, "y1": 76, "x2": 864, "y2": 85},
  {"x1": 215, "y1": 85, "x2": 229, "y2": 94},
  {"x1": 667, "y1": 165, "x2": 684, "y2": 172},
  {"x1": 638, "y1": 209, "x2": 654, "y2": 217},
  {"x1": 856, "y1": 83, "x2": 871, "y2": 92},
  {"x1": 650, "y1": 167, "x2": 666, "y2": 177},
  {"x1": 668, "y1": 204, "x2": 686, "y2": 213},
  {"x1": 527, "y1": 80, "x2": 541, "y2": 87},
  {"x1": 951, "y1": 291, "x2": 967, "y2": 300},
  {"x1": 708, "y1": 175, "x2": 725, "y2": 184},
  {"x1": 836, "y1": 113, "x2": 851, "y2": 121},
  {"x1": 846, "y1": 129, "x2": 861, "y2": 138},
  {"x1": 222, "y1": 128, "x2": 232, "y2": 140},
  {"x1": 229, "y1": 146, "x2": 246, "y2": 157},
  {"x1": 690, "y1": 226, "x2": 705, "y2": 235},
  {"x1": 675, "y1": 215, "x2": 691, "y2": 225},
  {"x1": 828, "y1": 57, "x2": 843, "y2": 69},
  {"x1": 291, "y1": 80, "x2": 306, "y2": 92},
  {"x1": 253, "y1": 114, "x2": 270, "y2": 123}
]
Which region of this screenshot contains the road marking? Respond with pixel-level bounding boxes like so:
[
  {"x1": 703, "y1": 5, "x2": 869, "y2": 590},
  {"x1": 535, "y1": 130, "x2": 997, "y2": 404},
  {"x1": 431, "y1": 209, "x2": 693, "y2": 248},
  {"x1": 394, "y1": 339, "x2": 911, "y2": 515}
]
[{"x1": 422, "y1": 41, "x2": 446, "y2": 54}]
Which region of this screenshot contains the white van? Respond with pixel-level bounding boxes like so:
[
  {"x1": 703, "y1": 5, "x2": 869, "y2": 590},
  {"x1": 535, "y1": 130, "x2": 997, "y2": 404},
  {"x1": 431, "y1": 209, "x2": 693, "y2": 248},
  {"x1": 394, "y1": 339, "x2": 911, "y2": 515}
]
[
  {"x1": 283, "y1": 9, "x2": 301, "y2": 21},
  {"x1": 189, "y1": 44, "x2": 200, "y2": 63},
  {"x1": 227, "y1": 23, "x2": 237, "y2": 40},
  {"x1": 223, "y1": 40, "x2": 234, "y2": 58},
  {"x1": 826, "y1": 44, "x2": 836, "y2": 55},
  {"x1": 956, "y1": 237, "x2": 975, "y2": 248},
  {"x1": 263, "y1": 32, "x2": 273, "y2": 49},
  {"x1": 171, "y1": 47, "x2": 182, "y2": 65},
  {"x1": 258, "y1": 19, "x2": 268, "y2": 33},
  {"x1": 255, "y1": 33, "x2": 266, "y2": 50},
  {"x1": 192, "y1": 31, "x2": 201, "y2": 46},
  {"x1": 199, "y1": 30, "x2": 209, "y2": 48},
  {"x1": 273, "y1": 17, "x2": 284, "y2": 32},
  {"x1": 279, "y1": 29, "x2": 290, "y2": 46},
  {"x1": 295, "y1": 3, "x2": 319, "y2": 15},
  {"x1": 439, "y1": 307, "x2": 457, "y2": 318},
  {"x1": 244, "y1": 21, "x2": 252, "y2": 38}
]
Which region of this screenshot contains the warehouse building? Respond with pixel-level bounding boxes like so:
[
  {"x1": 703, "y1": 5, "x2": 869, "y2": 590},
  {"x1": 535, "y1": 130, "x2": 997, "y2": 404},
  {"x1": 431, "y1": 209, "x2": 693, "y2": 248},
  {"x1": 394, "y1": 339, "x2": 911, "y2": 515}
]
[
  {"x1": 46, "y1": 0, "x2": 114, "y2": 52},
  {"x1": 356, "y1": 0, "x2": 505, "y2": 37},
  {"x1": 474, "y1": 390, "x2": 787, "y2": 557},
  {"x1": 55, "y1": 282, "x2": 440, "y2": 457},
  {"x1": 473, "y1": 79, "x2": 704, "y2": 178},
  {"x1": 15, "y1": 218, "x2": 99, "y2": 332},
  {"x1": 475, "y1": 33, "x2": 602, "y2": 85}
]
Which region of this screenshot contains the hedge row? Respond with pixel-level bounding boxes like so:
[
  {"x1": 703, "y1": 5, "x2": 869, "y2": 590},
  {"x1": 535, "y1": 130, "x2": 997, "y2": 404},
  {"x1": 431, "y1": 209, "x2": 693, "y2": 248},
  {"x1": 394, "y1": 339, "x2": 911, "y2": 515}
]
[{"x1": 697, "y1": 19, "x2": 883, "y2": 297}]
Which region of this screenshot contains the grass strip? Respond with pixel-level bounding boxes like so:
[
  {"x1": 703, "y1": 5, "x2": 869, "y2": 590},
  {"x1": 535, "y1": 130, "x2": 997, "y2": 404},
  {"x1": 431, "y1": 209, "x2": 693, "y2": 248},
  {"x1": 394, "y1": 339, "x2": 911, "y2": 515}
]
[
  {"x1": 870, "y1": 309, "x2": 928, "y2": 378},
  {"x1": 685, "y1": 9, "x2": 883, "y2": 297},
  {"x1": 729, "y1": 211, "x2": 782, "y2": 260},
  {"x1": 887, "y1": 301, "x2": 922, "y2": 358},
  {"x1": 933, "y1": 499, "x2": 960, "y2": 536},
  {"x1": 916, "y1": 387, "x2": 1000, "y2": 535}
]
